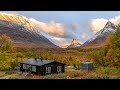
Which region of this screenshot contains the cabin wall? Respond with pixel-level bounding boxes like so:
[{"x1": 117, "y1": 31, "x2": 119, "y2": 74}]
[
  {"x1": 39, "y1": 62, "x2": 65, "y2": 75},
  {"x1": 20, "y1": 63, "x2": 39, "y2": 75},
  {"x1": 81, "y1": 63, "x2": 93, "y2": 71},
  {"x1": 36, "y1": 66, "x2": 41, "y2": 75},
  {"x1": 20, "y1": 63, "x2": 24, "y2": 72},
  {"x1": 20, "y1": 61, "x2": 65, "y2": 75}
]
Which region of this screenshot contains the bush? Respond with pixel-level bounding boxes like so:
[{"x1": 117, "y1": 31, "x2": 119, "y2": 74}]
[
  {"x1": 110, "y1": 76, "x2": 120, "y2": 79},
  {"x1": 10, "y1": 61, "x2": 19, "y2": 69},
  {"x1": 96, "y1": 67, "x2": 120, "y2": 75}
]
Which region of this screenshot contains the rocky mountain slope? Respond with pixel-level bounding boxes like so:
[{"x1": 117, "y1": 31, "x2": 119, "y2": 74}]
[
  {"x1": 67, "y1": 39, "x2": 81, "y2": 48},
  {"x1": 0, "y1": 13, "x2": 58, "y2": 48},
  {"x1": 81, "y1": 21, "x2": 117, "y2": 48}
]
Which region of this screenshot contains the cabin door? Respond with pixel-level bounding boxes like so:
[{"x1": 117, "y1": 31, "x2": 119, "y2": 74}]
[{"x1": 26, "y1": 65, "x2": 31, "y2": 72}]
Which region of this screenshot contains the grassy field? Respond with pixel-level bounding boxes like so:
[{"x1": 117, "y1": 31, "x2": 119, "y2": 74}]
[{"x1": 0, "y1": 67, "x2": 120, "y2": 79}]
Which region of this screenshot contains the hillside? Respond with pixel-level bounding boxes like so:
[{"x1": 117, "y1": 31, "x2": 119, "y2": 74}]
[
  {"x1": 0, "y1": 13, "x2": 58, "y2": 48},
  {"x1": 67, "y1": 39, "x2": 81, "y2": 48},
  {"x1": 81, "y1": 21, "x2": 117, "y2": 48}
]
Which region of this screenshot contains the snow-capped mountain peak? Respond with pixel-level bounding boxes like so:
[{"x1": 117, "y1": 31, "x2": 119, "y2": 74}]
[
  {"x1": 92, "y1": 21, "x2": 116, "y2": 40},
  {"x1": 0, "y1": 12, "x2": 58, "y2": 48},
  {"x1": 83, "y1": 21, "x2": 117, "y2": 46},
  {"x1": 104, "y1": 21, "x2": 116, "y2": 28},
  {"x1": 0, "y1": 13, "x2": 39, "y2": 32}
]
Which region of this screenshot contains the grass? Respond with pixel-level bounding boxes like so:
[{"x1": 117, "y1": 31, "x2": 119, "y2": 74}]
[
  {"x1": 44, "y1": 73, "x2": 66, "y2": 79},
  {"x1": 0, "y1": 67, "x2": 120, "y2": 79}
]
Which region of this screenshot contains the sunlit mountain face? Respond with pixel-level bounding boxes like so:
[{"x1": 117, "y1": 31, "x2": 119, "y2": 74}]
[
  {"x1": 67, "y1": 39, "x2": 82, "y2": 48},
  {"x1": 0, "y1": 13, "x2": 59, "y2": 48},
  {"x1": 0, "y1": 13, "x2": 37, "y2": 31}
]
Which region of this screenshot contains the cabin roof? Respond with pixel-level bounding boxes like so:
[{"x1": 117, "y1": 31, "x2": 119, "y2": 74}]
[{"x1": 20, "y1": 59, "x2": 65, "y2": 66}]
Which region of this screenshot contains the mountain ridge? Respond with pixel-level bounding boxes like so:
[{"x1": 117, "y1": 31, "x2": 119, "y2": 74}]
[
  {"x1": 0, "y1": 13, "x2": 59, "y2": 48},
  {"x1": 81, "y1": 21, "x2": 117, "y2": 48},
  {"x1": 67, "y1": 39, "x2": 81, "y2": 48}
]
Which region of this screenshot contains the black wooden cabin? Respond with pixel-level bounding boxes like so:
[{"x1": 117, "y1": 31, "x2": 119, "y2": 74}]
[{"x1": 20, "y1": 58, "x2": 66, "y2": 75}]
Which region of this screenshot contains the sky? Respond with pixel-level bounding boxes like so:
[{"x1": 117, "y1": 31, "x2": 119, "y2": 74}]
[{"x1": 1, "y1": 11, "x2": 120, "y2": 47}]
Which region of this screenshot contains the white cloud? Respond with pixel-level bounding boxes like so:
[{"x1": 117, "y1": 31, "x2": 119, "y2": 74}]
[
  {"x1": 29, "y1": 18, "x2": 80, "y2": 39},
  {"x1": 29, "y1": 18, "x2": 65, "y2": 37},
  {"x1": 51, "y1": 37, "x2": 70, "y2": 48},
  {"x1": 109, "y1": 16, "x2": 120, "y2": 25},
  {"x1": 89, "y1": 15, "x2": 120, "y2": 34},
  {"x1": 90, "y1": 18, "x2": 108, "y2": 34}
]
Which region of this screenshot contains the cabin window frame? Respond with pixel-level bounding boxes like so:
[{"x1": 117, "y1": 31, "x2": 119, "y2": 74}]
[
  {"x1": 23, "y1": 64, "x2": 26, "y2": 69},
  {"x1": 46, "y1": 67, "x2": 51, "y2": 73},
  {"x1": 29, "y1": 65, "x2": 32, "y2": 70},
  {"x1": 57, "y1": 66, "x2": 62, "y2": 73},
  {"x1": 32, "y1": 66, "x2": 36, "y2": 72}
]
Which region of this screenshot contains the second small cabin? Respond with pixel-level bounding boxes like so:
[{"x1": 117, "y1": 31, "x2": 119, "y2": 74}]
[
  {"x1": 20, "y1": 58, "x2": 66, "y2": 75},
  {"x1": 81, "y1": 62, "x2": 93, "y2": 71}
]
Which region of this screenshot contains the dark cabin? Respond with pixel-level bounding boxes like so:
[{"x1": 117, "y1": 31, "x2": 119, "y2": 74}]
[{"x1": 20, "y1": 58, "x2": 66, "y2": 75}]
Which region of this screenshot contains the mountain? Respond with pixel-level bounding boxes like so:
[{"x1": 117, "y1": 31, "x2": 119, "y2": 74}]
[
  {"x1": 81, "y1": 21, "x2": 117, "y2": 48},
  {"x1": 67, "y1": 39, "x2": 81, "y2": 48},
  {"x1": 0, "y1": 13, "x2": 58, "y2": 48}
]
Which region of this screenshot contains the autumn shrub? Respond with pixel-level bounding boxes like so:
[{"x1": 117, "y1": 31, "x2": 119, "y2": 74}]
[
  {"x1": 65, "y1": 68, "x2": 77, "y2": 72},
  {"x1": 0, "y1": 53, "x2": 19, "y2": 70},
  {"x1": 90, "y1": 47, "x2": 109, "y2": 67},
  {"x1": 86, "y1": 74, "x2": 99, "y2": 79},
  {"x1": 87, "y1": 74, "x2": 110, "y2": 79},
  {"x1": 26, "y1": 75, "x2": 44, "y2": 79},
  {"x1": 0, "y1": 34, "x2": 13, "y2": 52},
  {"x1": 96, "y1": 67, "x2": 120, "y2": 75},
  {"x1": 65, "y1": 70, "x2": 88, "y2": 79},
  {"x1": 109, "y1": 76, "x2": 120, "y2": 79},
  {"x1": 103, "y1": 27, "x2": 120, "y2": 67},
  {"x1": 0, "y1": 72, "x2": 6, "y2": 77},
  {"x1": 0, "y1": 61, "x2": 11, "y2": 71}
]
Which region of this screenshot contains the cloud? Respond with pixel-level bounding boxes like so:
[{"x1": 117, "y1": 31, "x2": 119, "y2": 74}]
[
  {"x1": 51, "y1": 37, "x2": 70, "y2": 48},
  {"x1": 89, "y1": 15, "x2": 120, "y2": 34},
  {"x1": 28, "y1": 18, "x2": 81, "y2": 40},
  {"x1": 80, "y1": 32, "x2": 90, "y2": 39},
  {"x1": 29, "y1": 18, "x2": 65, "y2": 37},
  {"x1": 66, "y1": 22, "x2": 80, "y2": 30},
  {"x1": 89, "y1": 18, "x2": 108, "y2": 34},
  {"x1": 109, "y1": 16, "x2": 120, "y2": 25}
]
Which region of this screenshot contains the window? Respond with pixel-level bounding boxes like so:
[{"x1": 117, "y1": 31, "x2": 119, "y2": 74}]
[
  {"x1": 46, "y1": 67, "x2": 51, "y2": 73},
  {"x1": 57, "y1": 66, "x2": 62, "y2": 72},
  {"x1": 23, "y1": 64, "x2": 26, "y2": 69},
  {"x1": 32, "y1": 66, "x2": 36, "y2": 72}
]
